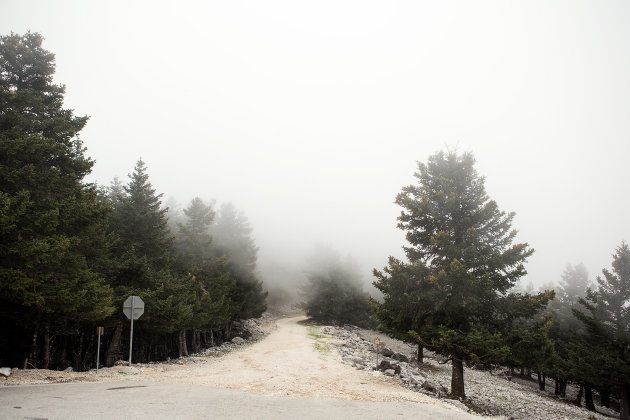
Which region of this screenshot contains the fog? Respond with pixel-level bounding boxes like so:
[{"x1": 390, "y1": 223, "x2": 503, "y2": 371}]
[{"x1": 3, "y1": 1, "x2": 629, "y2": 293}]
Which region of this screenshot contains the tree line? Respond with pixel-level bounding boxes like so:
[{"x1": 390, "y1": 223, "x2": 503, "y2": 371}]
[{"x1": 0, "y1": 32, "x2": 266, "y2": 371}]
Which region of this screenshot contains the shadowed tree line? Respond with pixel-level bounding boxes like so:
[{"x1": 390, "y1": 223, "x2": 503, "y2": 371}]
[{"x1": 0, "y1": 32, "x2": 266, "y2": 371}]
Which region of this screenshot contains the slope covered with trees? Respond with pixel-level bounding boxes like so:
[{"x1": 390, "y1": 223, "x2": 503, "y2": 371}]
[{"x1": 0, "y1": 32, "x2": 266, "y2": 371}]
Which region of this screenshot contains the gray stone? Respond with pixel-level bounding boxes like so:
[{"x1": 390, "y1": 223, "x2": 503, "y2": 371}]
[
  {"x1": 232, "y1": 337, "x2": 245, "y2": 345},
  {"x1": 384, "y1": 369, "x2": 396, "y2": 376},
  {"x1": 421, "y1": 380, "x2": 438, "y2": 393},
  {"x1": 381, "y1": 347, "x2": 394, "y2": 357},
  {"x1": 0, "y1": 367, "x2": 11, "y2": 377},
  {"x1": 448, "y1": 400, "x2": 469, "y2": 412},
  {"x1": 392, "y1": 352, "x2": 409, "y2": 363},
  {"x1": 118, "y1": 366, "x2": 141, "y2": 375},
  {"x1": 63, "y1": 367, "x2": 74, "y2": 372}
]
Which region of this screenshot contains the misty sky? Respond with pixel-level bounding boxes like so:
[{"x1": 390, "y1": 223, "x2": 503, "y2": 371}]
[{"x1": 2, "y1": 1, "x2": 629, "y2": 291}]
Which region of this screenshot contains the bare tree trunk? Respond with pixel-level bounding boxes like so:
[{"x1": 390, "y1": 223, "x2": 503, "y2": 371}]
[
  {"x1": 178, "y1": 330, "x2": 188, "y2": 357},
  {"x1": 554, "y1": 378, "x2": 560, "y2": 396},
  {"x1": 73, "y1": 331, "x2": 84, "y2": 370},
  {"x1": 451, "y1": 359, "x2": 465, "y2": 399},
  {"x1": 23, "y1": 315, "x2": 41, "y2": 369},
  {"x1": 584, "y1": 384, "x2": 595, "y2": 411},
  {"x1": 620, "y1": 384, "x2": 629, "y2": 420},
  {"x1": 575, "y1": 384, "x2": 584, "y2": 406},
  {"x1": 560, "y1": 379, "x2": 567, "y2": 398},
  {"x1": 417, "y1": 344, "x2": 423, "y2": 364},
  {"x1": 106, "y1": 321, "x2": 123, "y2": 366},
  {"x1": 42, "y1": 324, "x2": 50, "y2": 369},
  {"x1": 538, "y1": 372, "x2": 546, "y2": 391},
  {"x1": 520, "y1": 367, "x2": 525, "y2": 376},
  {"x1": 600, "y1": 389, "x2": 610, "y2": 408}
]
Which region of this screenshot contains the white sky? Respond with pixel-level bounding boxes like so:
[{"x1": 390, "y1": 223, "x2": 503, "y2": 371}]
[{"x1": 2, "y1": 0, "x2": 629, "y2": 290}]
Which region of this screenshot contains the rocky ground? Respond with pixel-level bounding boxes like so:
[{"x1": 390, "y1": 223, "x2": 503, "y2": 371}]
[
  {"x1": 0, "y1": 313, "x2": 622, "y2": 420},
  {"x1": 323, "y1": 324, "x2": 619, "y2": 420}
]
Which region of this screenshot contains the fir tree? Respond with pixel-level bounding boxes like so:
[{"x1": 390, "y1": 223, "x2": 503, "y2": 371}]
[
  {"x1": 212, "y1": 203, "x2": 266, "y2": 319},
  {"x1": 0, "y1": 32, "x2": 114, "y2": 368},
  {"x1": 385, "y1": 150, "x2": 549, "y2": 399},
  {"x1": 575, "y1": 243, "x2": 630, "y2": 420}
]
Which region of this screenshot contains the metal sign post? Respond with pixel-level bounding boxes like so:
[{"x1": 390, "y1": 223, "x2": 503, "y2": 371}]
[
  {"x1": 374, "y1": 338, "x2": 380, "y2": 369},
  {"x1": 96, "y1": 327, "x2": 104, "y2": 372},
  {"x1": 123, "y1": 296, "x2": 144, "y2": 366}
]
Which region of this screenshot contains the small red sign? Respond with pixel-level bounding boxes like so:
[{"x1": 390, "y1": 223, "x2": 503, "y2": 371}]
[{"x1": 97, "y1": 327, "x2": 104, "y2": 335}]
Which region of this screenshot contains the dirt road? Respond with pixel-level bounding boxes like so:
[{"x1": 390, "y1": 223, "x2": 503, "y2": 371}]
[
  {"x1": 132, "y1": 316, "x2": 442, "y2": 403},
  {"x1": 0, "y1": 316, "x2": 480, "y2": 419}
]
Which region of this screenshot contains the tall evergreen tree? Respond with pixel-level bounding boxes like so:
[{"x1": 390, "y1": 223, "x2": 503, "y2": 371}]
[
  {"x1": 383, "y1": 150, "x2": 549, "y2": 399},
  {"x1": 574, "y1": 242, "x2": 630, "y2": 420},
  {"x1": 104, "y1": 160, "x2": 185, "y2": 361},
  {"x1": 558, "y1": 263, "x2": 590, "y2": 305},
  {"x1": 0, "y1": 32, "x2": 113, "y2": 368},
  {"x1": 212, "y1": 203, "x2": 266, "y2": 319},
  {"x1": 175, "y1": 198, "x2": 234, "y2": 352}
]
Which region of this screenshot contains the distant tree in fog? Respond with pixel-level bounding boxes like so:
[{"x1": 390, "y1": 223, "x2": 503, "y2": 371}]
[
  {"x1": 558, "y1": 263, "x2": 591, "y2": 305},
  {"x1": 303, "y1": 246, "x2": 375, "y2": 328},
  {"x1": 574, "y1": 243, "x2": 630, "y2": 420},
  {"x1": 212, "y1": 203, "x2": 266, "y2": 319}
]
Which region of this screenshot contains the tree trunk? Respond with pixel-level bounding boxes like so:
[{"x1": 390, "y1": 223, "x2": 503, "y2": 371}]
[
  {"x1": 554, "y1": 378, "x2": 560, "y2": 396},
  {"x1": 210, "y1": 327, "x2": 214, "y2": 347},
  {"x1": 575, "y1": 384, "x2": 584, "y2": 406},
  {"x1": 417, "y1": 344, "x2": 423, "y2": 364},
  {"x1": 23, "y1": 319, "x2": 40, "y2": 369},
  {"x1": 620, "y1": 384, "x2": 629, "y2": 420},
  {"x1": 600, "y1": 389, "x2": 610, "y2": 408},
  {"x1": 106, "y1": 321, "x2": 123, "y2": 366},
  {"x1": 520, "y1": 367, "x2": 525, "y2": 376},
  {"x1": 178, "y1": 330, "x2": 188, "y2": 357},
  {"x1": 73, "y1": 331, "x2": 84, "y2": 370},
  {"x1": 42, "y1": 324, "x2": 51, "y2": 369},
  {"x1": 584, "y1": 383, "x2": 595, "y2": 411},
  {"x1": 538, "y1": 372, "x2": 546, "y2": 391},
  {"x1": 560, "y1": 379, "x2": 567, "y2": 398},
  {"x1": 451, "y1": 359, "x2": 465, "y2": 399}
]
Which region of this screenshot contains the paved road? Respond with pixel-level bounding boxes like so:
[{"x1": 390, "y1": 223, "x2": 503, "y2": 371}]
[{"x1": 0, "y1": 381, "x2": 479, "y2": 419}]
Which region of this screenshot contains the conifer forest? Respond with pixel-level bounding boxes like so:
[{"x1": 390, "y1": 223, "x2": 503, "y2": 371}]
[{"x1": 1, "y1": 31, "x2": 629, "y2": 420}]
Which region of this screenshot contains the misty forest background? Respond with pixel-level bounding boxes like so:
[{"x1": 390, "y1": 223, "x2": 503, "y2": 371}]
[{"x1": 1, "y1": 33, "x2": 629, "y2": 418}]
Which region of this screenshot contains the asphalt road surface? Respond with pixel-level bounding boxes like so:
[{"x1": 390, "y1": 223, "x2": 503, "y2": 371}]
[{"x1": 0, "y1": 381, "x2": 480, "y2": 419}]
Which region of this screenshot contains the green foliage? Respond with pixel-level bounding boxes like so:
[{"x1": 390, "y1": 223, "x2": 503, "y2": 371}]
[
  {"x1": 376, "y1": 150, "x2": 550, "y2": 398},
  {"x1": 304, "y1": 249, "x2": 375, "y2": 328},
  {"x1": 0, "y1": 32, "x2": 114, "y2": 327},
  {"x1": 211, "y1": 203, "x2": 266, "y2": 319},
  {"x1": 574, "y1": 243, "x2": 630, "y2": 413},
  {"x1": 372, "y1": 257, "x2": 435, "y2": 345}
]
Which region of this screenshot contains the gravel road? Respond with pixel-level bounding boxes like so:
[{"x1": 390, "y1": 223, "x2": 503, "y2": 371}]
[{"x1": 0, "y1": 316, "x2": 478, "y2": 419}]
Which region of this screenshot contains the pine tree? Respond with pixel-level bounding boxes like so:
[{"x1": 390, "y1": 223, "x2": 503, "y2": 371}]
[
  {"x1": 558, "y1": 263, "x2": 590, "y2": 305},
  {"x1": 0, "y1": 32, "x2": 114, "y2": 368},
  {"x1": 388, "y1": 150, "x2": 549, "y2": 399},
  {"x1": 303, "y1": 247, "x2": 374, "y2": 328},
  {"x1": 175, "y1": 198, "x2": 234, "y2": 348},
  {"x1": 574, "y1": 243, "x2": 630, "y2": 420},
  {"x1": 212, "y1": 203, "x2": 266, "y2": 319}
]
